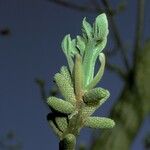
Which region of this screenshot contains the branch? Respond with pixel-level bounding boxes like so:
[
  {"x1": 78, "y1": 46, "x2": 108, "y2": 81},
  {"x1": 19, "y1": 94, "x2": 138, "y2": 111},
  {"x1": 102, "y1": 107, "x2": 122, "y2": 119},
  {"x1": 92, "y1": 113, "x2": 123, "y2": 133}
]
[
  {"x1": 133, "y1": 0, "x2": 145, "y2": 63},
  {"x1": 48, "y1": 0, "x2": 118, "y2": 15},
  {"x1": 101, "y1": 0, "x2": 130, "y2": 71},
  {"x1": 35, "y1": 78, "x2": 47, "y2": 102},
  {"x1": 106, "y1": 62, "x2": 127, "y2": 80},
  {"x1": 0, "y1": 28, "x2": 11, "y2": 36},
  {"x1": 48, "y1": 0, "x2": 98, "y2": 13},
  {"x1": 35, "y1": 78, "x2": 58, "y2": 105}
]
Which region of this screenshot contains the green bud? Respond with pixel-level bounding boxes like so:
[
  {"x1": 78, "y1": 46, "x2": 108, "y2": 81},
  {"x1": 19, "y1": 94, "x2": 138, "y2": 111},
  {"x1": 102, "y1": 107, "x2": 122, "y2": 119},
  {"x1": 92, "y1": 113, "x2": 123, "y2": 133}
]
[
  {"x1": 61, "y1": 134, "x2": 76, "y2": 150},
  {"x1": 55, "y1": 117, "x2": 68, "y2": 132},
  {"x1": 47, "y1": 113, "x2": 62, "y2": 138},
  {"x1": 60, "y1": 66, "x2": 73, "y2": 87},
  {"x1": 47, "y1": 97, "x2": 75, "y2": 114},
  {"x1": 48, "y1": 120, "x2": 62, "y2": 138},
  {"x1": 82, "y1": 105, "x2": 97, "y2": 118},
  {"x1": 84, "y1": 117, "x2": 115, "y2": 129},
  {"x1": 54, "y1": 73, "x2": 76, "y2": 104},
  {"x1": 83, "y1": 87, "x2": 109, "y2": 106}
]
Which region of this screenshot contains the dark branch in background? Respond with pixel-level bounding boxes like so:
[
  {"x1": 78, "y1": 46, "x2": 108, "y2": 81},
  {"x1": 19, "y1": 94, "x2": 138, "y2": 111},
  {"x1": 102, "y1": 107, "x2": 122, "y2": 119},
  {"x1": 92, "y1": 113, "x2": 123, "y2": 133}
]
[
  {"x1": 0, "y1": 28, "x2": 11, "y2": 36},
  {"x1": 105, "y1": 45, "x2": 119, "y2": 57},
  {"x1": 144, "y1": 132, "x2": 150, "y2": 150},
  {"x1": 101, "y1": 0, "x2": 130, "y2": 71},
  {"x1": 35, "y1": 78, "x2": 47, "y2": 101},
  {"x1": 48, "y1": 0, "x2": 98, "y2": 13},
  {"x1": 35, "y1": 78, "x2": 58, "y2": 107},
  {"x1": 0, "y1": 131, "x2": 22, "y2": 150},
  {"x1": 48, "y1": 0, "x2": 119, "y2": 15},
  {"x1": 106, "y1": 62, "x2": 127, "y2": 80},
  {"x1": 133, "y1": 0, "x2": 145, "y2": 65},
  {"x1": 90, "y1": 0, "x2": 103, "y2": 12}
]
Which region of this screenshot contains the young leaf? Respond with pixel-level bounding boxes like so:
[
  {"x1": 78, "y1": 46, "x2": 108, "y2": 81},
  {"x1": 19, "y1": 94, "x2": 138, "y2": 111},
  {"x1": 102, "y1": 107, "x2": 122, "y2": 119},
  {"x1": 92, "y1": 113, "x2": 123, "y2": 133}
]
[
  {"x1": 94, "y1": 37, "x2": 107, "y2": 56},
  {"x1": 93, "y1": 13, "x2": 109, "y2": 40},
  {"x1": 61, "y1": 34, "x2": 78, "y2": 57},
  {"x1": 61, "y1": 34, "x2": 72, "y2": 56},
  {"x1": 61, "y1": 35, "x2": 75, "y2": 72},
  {"x1": 76, "y1": 35, "x2": 85, "y2": 56},
  {"x1": 82, "y1": 40, "x2": 96, "y2": 87},
  {"x1": 82, "y1": 17, "x2": 92, "y2": 40},
  {"x1": 86, "y1": 53, "x2": 105, "y2": 89}
]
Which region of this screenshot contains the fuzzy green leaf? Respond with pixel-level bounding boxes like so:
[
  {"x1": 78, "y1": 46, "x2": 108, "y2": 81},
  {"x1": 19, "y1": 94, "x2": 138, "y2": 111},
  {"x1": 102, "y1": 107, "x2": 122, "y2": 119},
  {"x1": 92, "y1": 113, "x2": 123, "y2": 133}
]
[
  {"x1": 94, "y1": 38, "x2": 107, "y2": 55},
  {"x1": 61, "y1": 34, "x2": 76, "y2": 72},
  {"x1": 86, "y1": 53, "x2": 105, "y2": 89},
  {"x1": 61, "y1": 34, "x2": 78, "y2": 57},
  {"x1": 47, "y1": 97, "x2": 75, "y2": 114},
  {"x1": 82, "y1": 40, "x2": 96, "y2": 87},
  {"x1": 93, "y1": 13, "x2": 109, "y2": 40},
  {"x1": 84, "y1": 117, "x2": 115, "y2": 129},
  {"x1": 61, "y1": 34, "x2": 72, "y2": 56},
  {"x1": 82, "y1": 17, "x2": 92, "y2": 40},
  {"x1": 76, "y1": 35, "x2": 85, "y2": 56}
]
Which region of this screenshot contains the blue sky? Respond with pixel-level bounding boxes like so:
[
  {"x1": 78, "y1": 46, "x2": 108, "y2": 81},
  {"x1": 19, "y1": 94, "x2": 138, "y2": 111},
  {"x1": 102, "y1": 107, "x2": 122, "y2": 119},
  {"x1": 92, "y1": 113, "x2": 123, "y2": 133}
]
[{"x1": 0, "y1": 0, "x2": 150, "y2": 149}]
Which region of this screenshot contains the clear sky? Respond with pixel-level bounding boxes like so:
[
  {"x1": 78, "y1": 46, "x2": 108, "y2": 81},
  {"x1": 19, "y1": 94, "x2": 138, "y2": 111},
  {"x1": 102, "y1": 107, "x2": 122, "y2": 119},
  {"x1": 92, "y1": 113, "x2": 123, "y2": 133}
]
[{"x1": 0, "y1": 0, "x2": 150, "y2": 150}]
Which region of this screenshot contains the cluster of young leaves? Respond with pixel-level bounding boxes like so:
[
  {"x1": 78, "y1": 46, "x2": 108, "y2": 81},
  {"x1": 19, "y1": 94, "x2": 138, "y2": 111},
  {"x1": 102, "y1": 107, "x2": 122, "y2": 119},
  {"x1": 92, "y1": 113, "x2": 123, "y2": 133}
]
[{"x1": 46, "y1": 13, "x2": 115, "y2": 149}]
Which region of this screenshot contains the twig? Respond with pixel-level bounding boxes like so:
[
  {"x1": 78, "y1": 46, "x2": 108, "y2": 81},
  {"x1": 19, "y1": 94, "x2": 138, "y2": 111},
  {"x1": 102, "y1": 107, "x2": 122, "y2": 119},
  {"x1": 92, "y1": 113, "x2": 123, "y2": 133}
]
[
  {"x1": 133, "y1": 0, "x2": 145, "y2": 63},
  {"x1": 48, "y1": 0, "x2": 97, "y2": 13},
  {"x1": 35, "y1": 78, "x2": 47, "y2": 101},
  {"x1": 48, "y1": 0, "x2": 118, "y2": 15},
  {"x1": 101, "y1": 0, "x2": 130, "y2": 71},
  {"x1": 106, "y1": 62, "x2": 127, "y2": 80},
  {"x1": 90, "y1": 0, "x2": 103, "y2": 12}
]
